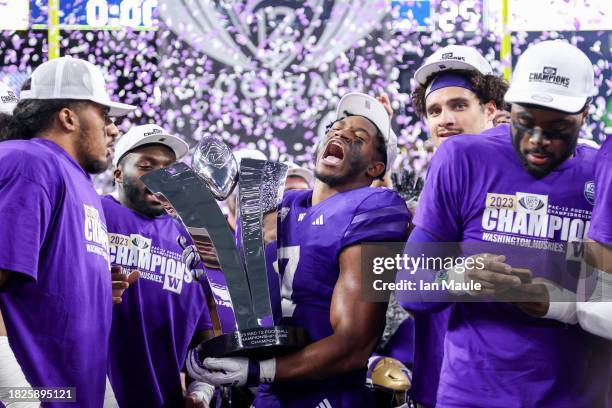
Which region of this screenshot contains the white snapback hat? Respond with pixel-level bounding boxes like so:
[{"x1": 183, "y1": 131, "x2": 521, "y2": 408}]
[
  {"x1": 336, "y1": 92, "x2": 398, "y2": 171},
  {"x1": 414, "y1": 44, "x2": 493, "y2": 85},
  {"x1": 20, "y1": 56, "x2": 136, "y2": 117},
  {"x1": 285, "y1": 162, "x2": 314, "y2": 186},
  {"x1": 0, "y1": 82, "x2": 18, "y2": 114},
  {"x1": 113, "y1": 124, "x2": 189, "y2": 166},
  {"x1": 504, "y1": 40, "x2": 594, "y2": 113}
]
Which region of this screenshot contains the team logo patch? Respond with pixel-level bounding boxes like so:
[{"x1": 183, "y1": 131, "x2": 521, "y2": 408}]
[
  {"x1": 440, "y1": 52, "x2": 465, "y2": 61},
  {"x1": 516, "y1": 192, "x2": 548, "y2": 214},
  {"x1": 143, "y1": 128, "x2": 163, "y2": 137},
  {"x1": 528, "y1": 66, "x2": 570, "y2": 88},
  {"x1": 130, "y1": 234, "x2": 152, "y2": 252},
  {"x1": 584, "y1": 181, "x2": 595, "y2": 205}
]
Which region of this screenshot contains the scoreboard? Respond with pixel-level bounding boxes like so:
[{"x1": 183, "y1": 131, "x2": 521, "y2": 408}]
[{"x1": 28, "y1": 0, "x2": 158, "y2": 30}]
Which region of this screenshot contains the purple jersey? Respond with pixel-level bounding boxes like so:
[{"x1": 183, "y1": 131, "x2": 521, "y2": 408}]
[
  {"x1": 414, "y1": 125, "x2": 611, "y2": 407},
  {"x1": 102, "y1": 196, "x2": 212, "y2": 408},
  {"x1": 589, "y1": 136, "x2": 611, "y2": 243},
  {"x1": 0, "y1": 139, "x2": 111, "y2": 408},
  {"x1": 256, "y1": 187, "x2": 410, "y2": 405}
]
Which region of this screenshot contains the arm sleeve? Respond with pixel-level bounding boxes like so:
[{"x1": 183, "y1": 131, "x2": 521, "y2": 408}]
[
  {"x1": 195, "y1": 300, "x2": 213, "y2": 332},
  {"x1": 396, "y1": 227, "x2": 452, "y2": 313},
  {"x1": 0, "y1": 176, "x2": 53, "y2": 287},
  {"x1": 588, "y1": 141, "x2": 612, "y2": 243}
]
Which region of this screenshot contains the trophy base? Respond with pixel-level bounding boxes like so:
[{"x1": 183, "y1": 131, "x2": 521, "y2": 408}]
[{"x1": 198, "y1": 325, "x2": 308, "y2": 360}]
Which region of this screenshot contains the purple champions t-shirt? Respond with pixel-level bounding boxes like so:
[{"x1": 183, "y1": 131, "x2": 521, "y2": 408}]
[
  {"x1": 255, "y1": 187, "x2": 410, "y2": 407},
  {"x1": 0, "y1": 138, "x2": 112, "y2": 408},
  {"x1": 102, "y1": 196, "x2": 212, "y2": 408},
  {"x1": 589, "y1": 136, "x2": 611, "y2": 243},
  {"x1": 412, "y1": 125, "x2": 612, "y2": 407}
]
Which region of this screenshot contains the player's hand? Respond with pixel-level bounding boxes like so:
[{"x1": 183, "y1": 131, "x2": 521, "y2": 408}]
[
  {"x1": 178, "y1": 236, "x2": 207, "y2": 280},
  {"x1": 187, "y1": 351, "x2": 249, "y2": 386},
  {"x1": 186, "y1": 349, "x2": 275, "y2": 387},
  {"x1": 376, "y1": 95, "x2": 393, "y2": 119},
  {"x1": 463, "y1": 253, "x2": 521, "y2": 298},
  {"x1": 184, "y1": 381, "x2": 214, "y2": 408},
  {"x1": 111, "y1": 265, "x2": 140, "y2": 304},
  {"x1": 497, "y1": 278, "x2": 551, "y2": 317}
]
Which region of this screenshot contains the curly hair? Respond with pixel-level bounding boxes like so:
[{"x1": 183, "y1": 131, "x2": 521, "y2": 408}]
[
  {"x1": 411, "y1": 69, "x2": 509, "y2": 118},
  {"x1": 0, "y1": 77, "x2": 86, "y2": 141}
]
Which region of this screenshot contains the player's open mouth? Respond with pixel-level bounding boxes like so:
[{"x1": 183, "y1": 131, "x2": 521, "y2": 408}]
[
  {"x1": 321, "y1": 139, "x2": 346, "y2": 167},
  {"x1": 107, "y1": 144, "x2": 115, "y2": 157}
]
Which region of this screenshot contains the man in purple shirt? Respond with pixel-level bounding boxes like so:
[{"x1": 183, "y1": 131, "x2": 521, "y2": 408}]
[
  {"x1": 105, "y1": 124, "x2": 215, "y2": 407},
  {"x1": 0, "y1": 56, "x2": 135, "y2": 408},
  {"x1": 187, "y1": 93, "x2": 411, "y2": 407},
  {"x1": 402, "y1": 44, "x2": 508, "y2": 408},
  {"x1": 397, "y1": 40, "x2": 611, "y2": 407}
]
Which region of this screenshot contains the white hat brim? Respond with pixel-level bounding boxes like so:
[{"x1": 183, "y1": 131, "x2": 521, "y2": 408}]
[
  {"x1": 504, "y1": 88, "x2": 588, "y2": 113},
  {"x1": 98, "y1": 99, "x2": 137, "y2": 117}
]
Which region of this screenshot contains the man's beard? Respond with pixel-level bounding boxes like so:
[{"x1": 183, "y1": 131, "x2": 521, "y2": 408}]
[
  {"x1": 78, "y1": 121, "x2": 109, "y2": 174},
  {"x1": 314, "y1": 146, "x2": 368, "y2": 187},
  {"x1": 122, "y1": 174, "x2": 165, "y2": 217},
  {"x1": 511, "y1": 129, "x2": 578, "y2": 179}
]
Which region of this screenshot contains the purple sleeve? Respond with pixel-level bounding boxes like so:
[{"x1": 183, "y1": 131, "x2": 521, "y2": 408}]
[
  {"x1": 396, "y1": 226, "x2": 453, "y2": 313},
  {"x1": 342, "y1": 191, "x2": 410, "y2": 247},
  {"x1": 195, "y1": 300, "x2": 213, "y2": 331},
  {"x1": 413, "y1": 142, "x2": 464, "y2": 241},
  {"x1": 589, "y1": 140, "x2": 612, "y2": 243},
  {"x1": 0, "y1": 176, "x2": 52, "y2": 284}
]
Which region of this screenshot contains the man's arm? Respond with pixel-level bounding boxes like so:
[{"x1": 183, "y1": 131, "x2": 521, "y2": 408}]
[
  {"x1": 187, "y1": 244, "x2": 388, "y2": 385},
  {"x1": 576, "y1": 240, "x2": 612, "y2": 340},
  {"x1": 274, "y1": 244, "x2": 387, "y2": 380}
]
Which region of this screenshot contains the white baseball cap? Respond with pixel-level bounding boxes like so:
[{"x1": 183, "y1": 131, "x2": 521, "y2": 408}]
[
  {"x1": 414, "y1": 44, "x2": 493, "y2": 85},
  {"x1": 20, "y1": 56, "x2": 136, "y2": 117},
  {"x1": 113, "y1": 124, "x2": 189, "y2": 166},
  {"x1": 336, "y1": 92, "x2": 398, "y2": 172},
  {"x1": 504, "y1": 40, "x2": 594, "y2": 113},
  {"x1": 285, "y1": 162, "x2": 314, "y2": 186},
  {"x1": 0, "y1": 82, "x2": 18, "y2": 114}
]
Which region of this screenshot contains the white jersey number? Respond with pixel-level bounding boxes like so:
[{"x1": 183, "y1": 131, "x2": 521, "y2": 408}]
[{"x1": 277, "y1": 246, "x2": 300, "y2": 318}]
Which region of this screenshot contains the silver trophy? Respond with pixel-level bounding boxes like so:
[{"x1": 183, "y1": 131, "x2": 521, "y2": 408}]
[{"x1": 141, "y1": 136, "x2": 307, "y2": 359}]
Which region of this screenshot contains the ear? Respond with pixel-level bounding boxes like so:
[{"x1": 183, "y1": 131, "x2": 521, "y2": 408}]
[
  {"x1": 579, "y1": 105, "x2": 590, "y2": 124},
  {"x1": 57, "y1": 107, "x2": 79, "y2": 132},
  {"x1": 366, "y1": 161, "x2": 386, "y2": 180},
  {"x1": 113, "y1": 167, "x2": 123, "y2": 184},
  {"x1": 484, "y1": 100, "x2": 497, "y2": 123}
]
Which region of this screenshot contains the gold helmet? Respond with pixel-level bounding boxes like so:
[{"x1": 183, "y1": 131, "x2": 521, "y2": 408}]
[{"x1": 367, "y1": 356, "x2": 412, "y2": 407}]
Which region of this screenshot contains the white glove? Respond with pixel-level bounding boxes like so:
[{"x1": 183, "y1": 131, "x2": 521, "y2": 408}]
[
  {"x1": 186, "y1": 349, "x2": 275, "y2": 387},
  {"x1": 186, "y1": 381, "x2": 214, "y2": 405},
  {"x1": 177, "y1": 236, "x2": 205, "y2": 280}
]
